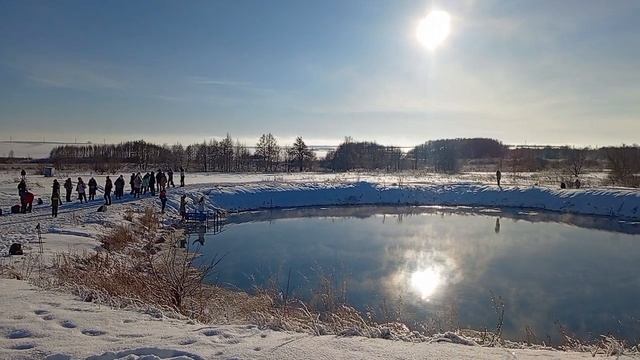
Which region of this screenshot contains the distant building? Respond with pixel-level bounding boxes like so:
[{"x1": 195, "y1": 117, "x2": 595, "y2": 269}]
[{"x1": 43, "y1": 167, "x2": 55, "y2": 177}]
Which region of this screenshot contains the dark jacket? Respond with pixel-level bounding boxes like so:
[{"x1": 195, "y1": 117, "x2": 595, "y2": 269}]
[
  {"x1": 52, "y1": 181, "x2": 60, "y2": 196},
  {"x1": 105, "y1": 179, "x2": 113, "y2": 192},
  {"x1": 115, "y1": 177, "x2": 125, "y2": 189}
]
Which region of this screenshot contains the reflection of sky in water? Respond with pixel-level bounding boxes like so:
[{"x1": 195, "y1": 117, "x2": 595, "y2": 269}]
[{"x1": 195, "y1": 207, "x2": 640, "y2": 343}]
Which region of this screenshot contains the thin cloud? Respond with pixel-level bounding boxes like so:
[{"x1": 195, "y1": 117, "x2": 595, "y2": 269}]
[
  {"x1": 187, "y1": 76, "x2": 253, "y2": 88},
  {"x1": 10, "y1": 56, "x2": 125, "y2": 90}
]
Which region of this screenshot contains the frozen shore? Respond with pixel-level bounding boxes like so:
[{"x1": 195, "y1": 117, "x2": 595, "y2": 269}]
[{"x1": 180, "y1": 182, "x2": 640, "y2": 220}]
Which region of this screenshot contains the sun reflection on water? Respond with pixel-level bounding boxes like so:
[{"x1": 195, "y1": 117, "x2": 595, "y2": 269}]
[{"x1": 409, "y1": 267, "x2": 443, "y2": 301}]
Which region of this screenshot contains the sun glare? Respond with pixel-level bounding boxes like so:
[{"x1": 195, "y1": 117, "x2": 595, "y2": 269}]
[
  {"x1": 410, "y1": 267, "x2": 443, "y2": 301},
  {"x1": 416, "y1": 10, "x2": 451, "y2": 51}
]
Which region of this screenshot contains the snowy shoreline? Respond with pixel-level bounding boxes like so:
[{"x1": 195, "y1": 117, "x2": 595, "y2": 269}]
[{"x1": 184, "y1": 182, "x2": 640, "y2": 220}]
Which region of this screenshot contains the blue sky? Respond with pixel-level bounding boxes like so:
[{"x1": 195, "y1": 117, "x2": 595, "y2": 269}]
[{"x1": 1, "y1": 0, "x2": 639, "y2": 146}]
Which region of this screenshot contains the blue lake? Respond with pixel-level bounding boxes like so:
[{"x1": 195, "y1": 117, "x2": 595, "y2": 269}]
[{"x1": 192, "y1": 206, "x2": 640, "y2": 343}]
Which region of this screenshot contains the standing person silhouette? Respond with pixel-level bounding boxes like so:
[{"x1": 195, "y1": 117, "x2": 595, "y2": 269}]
[
  {"x1": 51, "y1": 180, "x2": 61, "y2": 218},
  {"x1": 76, "y1": 177, "x2": 87, "y2": 203},
  {"x1": 64, "y1": 178, "x2": 73, "y2": 202},
  {"x1": 104, "y1": 176, "x2": 113, "y2": 205},
  {"x1": 496, "y1": 169, "x2": 502, "y2": 189}
]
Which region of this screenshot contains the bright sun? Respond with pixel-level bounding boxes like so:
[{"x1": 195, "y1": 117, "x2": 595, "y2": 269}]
[{"x1": 416, "y1": 10, "x2": 451, "y2": 51}]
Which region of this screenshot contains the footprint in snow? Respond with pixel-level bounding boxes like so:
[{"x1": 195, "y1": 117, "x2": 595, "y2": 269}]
[
  {"x1": 44, "y1": 354, "x2": 72, "y2": 360},
  {"x1": 34, "y1": 310, "x2": 49, "y2": 315},
  {"x1": 81, "y1": 328, "x2": 106, "y2": 336},
  {"x1": 60, "y1": 320, "x2": 77, "y2": 329},
  {"x1": 201, "y1": 329, "x2": 222, "y2": 337},
  {"x1": 11, "y1": 342, "x2": 36, "y2": 350},
  {"x1": 42, "y1": 314, "x2": 56, "y2": 321},
  {"x1": 6, "y1": 329, "x2": 33, "y2": 339},
  {"x1": 179, "y1": 338, "x2": 198, "y2": 345}
]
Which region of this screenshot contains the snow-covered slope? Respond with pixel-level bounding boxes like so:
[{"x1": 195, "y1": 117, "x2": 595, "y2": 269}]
[{"x1": 182, "y1": 182, "x2": 640, "y2": 220}]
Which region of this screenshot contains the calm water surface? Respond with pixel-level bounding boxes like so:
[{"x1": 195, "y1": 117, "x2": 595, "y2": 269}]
[{"x1": 193, "y1": 206, "x2": 640, "y2": 343}]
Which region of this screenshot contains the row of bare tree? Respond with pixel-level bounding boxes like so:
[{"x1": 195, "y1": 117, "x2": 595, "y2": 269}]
[{"x1": 49, "y1": 137, "x2": 639, "y2": 186}]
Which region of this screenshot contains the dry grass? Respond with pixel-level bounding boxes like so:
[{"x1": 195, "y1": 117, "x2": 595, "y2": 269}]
[
  {"x1": 138, "y1": 207, "x2": 159, "y2": 232},
  {"x1": 99, "y1": 224, "x2": 136, "y2": 251},
  {"x1": 123, "y1": 208, "x2": 134, "y2": 222}
]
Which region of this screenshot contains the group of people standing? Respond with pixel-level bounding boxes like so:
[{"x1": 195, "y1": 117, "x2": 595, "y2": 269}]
[
  {"x1": 49, "y1": 175, "x2": 122, "y2": 217},
  {"x1": 13, "y1": 167, "x2": 186, "y2": 218},
  {"x1": 128, "y1": 167, "x2": 184, "y2": 213},
  {"x1": 129, "y1": 169, "x2": 176, "y2": 198}
]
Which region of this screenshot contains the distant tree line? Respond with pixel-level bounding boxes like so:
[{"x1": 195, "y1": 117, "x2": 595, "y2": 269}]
[
  {"x1": 49, "y1": 136, "x2": 640, "y2": 187},
  {"x1": 49, "y1": 134, "x2": 316, "y2": 174}
]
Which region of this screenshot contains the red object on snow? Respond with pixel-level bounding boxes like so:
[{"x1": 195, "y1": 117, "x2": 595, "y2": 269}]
[{"x1": 24, "y1": 192, "x2": 34, "y2": 203}]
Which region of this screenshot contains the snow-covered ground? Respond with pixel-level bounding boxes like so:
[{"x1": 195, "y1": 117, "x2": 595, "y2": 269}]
[
  {"x1": 0, "y1": 170, "x2": 638, "y2": 359},
  {"x1": 0, "y1": 279, "x2": 614, "y2": 359}
]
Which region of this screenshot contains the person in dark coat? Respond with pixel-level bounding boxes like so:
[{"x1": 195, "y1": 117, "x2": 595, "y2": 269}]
[
  {"x1": 158, "y1": 170, "x2": 167, "y2": 192},
  {"x1": 88, "y1": 177, "x2": 98, "y2": 201},
  {"x1": 18, "y1": 179, "x2": 27, "y2": 212},
  {"x1": 114, "y1": 175, "x2": 125, "y2": 200},
  {"x1": 142, "y1": 173, "x2": 150, "y2": 194},
  {"x1": 51, "y1": 180, "x2": 61, "y2": 218},
  {"x1": 52, "y1": 179, "x2": 60, "y2": 197},
  {"x1": 64, "y1": 178, "x2": 73, "y2": 202},
  {"x1": 104, "y1": 176, "x2": 113, "y2": 205},
  {"x1": 129, "y1": 173, "x2": 136, "y2": 195},
  {"x1": 155, "y1": 170, "x2": 163, "y2": 191},
  {"x1": 159, "y1": 189, "x2": 167, "y2": 213},
  {"x1": 180, "y1": 166, "x2": 185, "y2": 187},
  {"x1": 149, "y1": 171, "x2": 156, "y2": 196},
  {"x1": 496, "y1": 170, "x2": 502, "y2": 189},
  {"x1": 167, "y1": 169, "x2": 175, "y2": 187},
  {"x1": 17, "y1": 179, "x2": 27, "y2": 197},
  {"x1": 20, "y1": 169, "x2": 26, "y2": 180}
]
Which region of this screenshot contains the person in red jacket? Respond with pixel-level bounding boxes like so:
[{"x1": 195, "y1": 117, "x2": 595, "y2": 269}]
[{"x1": 21, "y1": 191, "x2": 34, "y2": 213}]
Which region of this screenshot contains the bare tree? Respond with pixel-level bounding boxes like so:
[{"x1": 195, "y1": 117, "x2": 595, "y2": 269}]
[
  {"x1": 565, "y1": 148, "x2": 587, "y2": 177},
  {"x1": 256, "y1": 133, "x2": 280, "y2": 172},
  {"x1": 288, "y1": 137, "x2": 315, "y2": 172},
  {"x1": 606, "y1": 145, "x2": 640, "y2": 186}
]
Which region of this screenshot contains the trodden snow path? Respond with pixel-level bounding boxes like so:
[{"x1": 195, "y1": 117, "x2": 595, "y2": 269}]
[{"x1": 0, "y1": 279, "x2": 610, "y2": 360}]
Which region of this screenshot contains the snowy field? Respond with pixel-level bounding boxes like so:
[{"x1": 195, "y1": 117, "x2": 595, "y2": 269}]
[{"x1": 0, "y1": 170, "x2": 638, "y2": 359}]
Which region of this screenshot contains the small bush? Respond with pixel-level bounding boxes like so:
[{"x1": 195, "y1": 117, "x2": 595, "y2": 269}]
[
  {"x1": 100, "y1": 225, "x2": 136, "y2": 251},
  {"x1": 138, "y1": 207, "x2": 159, "y2": 232}
]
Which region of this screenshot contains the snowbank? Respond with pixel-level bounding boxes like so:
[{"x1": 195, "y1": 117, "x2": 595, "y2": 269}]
[{"x1": 188, "y1": 182, "x2": 640, "y2": 220}]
